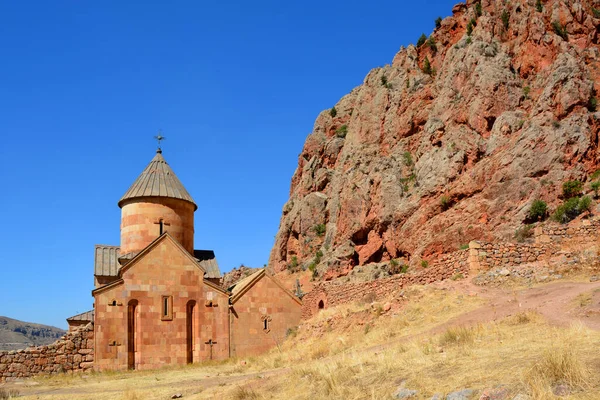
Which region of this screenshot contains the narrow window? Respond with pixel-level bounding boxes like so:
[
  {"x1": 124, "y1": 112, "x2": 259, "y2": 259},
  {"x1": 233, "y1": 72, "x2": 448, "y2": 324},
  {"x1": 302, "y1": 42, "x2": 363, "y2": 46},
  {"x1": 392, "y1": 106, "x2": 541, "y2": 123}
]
[
  {"x1": 262, "y1": 315, "x2": 271, "y2": 333},
  {"x1": 318, "y1": 300, "x2": 325, "y2": 310},
  {"x1": 161, "y1": 296, "x2": 173, "y2": 321}
]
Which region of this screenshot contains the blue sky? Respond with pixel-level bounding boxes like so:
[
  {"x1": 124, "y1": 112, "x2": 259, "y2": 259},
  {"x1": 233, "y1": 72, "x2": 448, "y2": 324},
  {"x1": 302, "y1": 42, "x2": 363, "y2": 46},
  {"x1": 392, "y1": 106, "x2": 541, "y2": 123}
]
[{"x1": 0, "y1": 0, "x2": 457, "y2": 328}]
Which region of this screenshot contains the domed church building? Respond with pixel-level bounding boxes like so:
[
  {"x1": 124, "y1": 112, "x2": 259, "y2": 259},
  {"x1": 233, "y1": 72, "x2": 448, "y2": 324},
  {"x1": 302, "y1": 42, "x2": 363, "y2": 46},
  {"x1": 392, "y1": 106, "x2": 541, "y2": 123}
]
[{"x1": 68, "y1": 147, "x2": 302, "y2": 371}]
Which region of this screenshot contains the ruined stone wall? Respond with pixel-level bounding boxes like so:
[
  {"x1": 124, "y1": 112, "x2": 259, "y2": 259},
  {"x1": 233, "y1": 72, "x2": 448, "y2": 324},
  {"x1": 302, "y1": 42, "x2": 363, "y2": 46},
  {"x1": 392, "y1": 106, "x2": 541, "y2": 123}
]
[
  {"x1": 471, "y1": 220, "x2": 600, "y2": 272},
  {"x1": 302, "y1": 250, "x2": 469, "y2": 319},
  {"x1": 0, "y1": 323, "x2": 94, "y2": 381},
  {"x1": 302, "y1": 219, "x2": 600, "y2": 320}
]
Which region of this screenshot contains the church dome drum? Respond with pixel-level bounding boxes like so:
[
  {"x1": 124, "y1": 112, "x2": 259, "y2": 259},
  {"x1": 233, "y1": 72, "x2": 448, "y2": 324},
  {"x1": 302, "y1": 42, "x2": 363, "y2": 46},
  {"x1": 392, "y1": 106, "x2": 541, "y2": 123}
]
[{"x1": 118, "y1": 149, "x2": 196, "y2": 255}]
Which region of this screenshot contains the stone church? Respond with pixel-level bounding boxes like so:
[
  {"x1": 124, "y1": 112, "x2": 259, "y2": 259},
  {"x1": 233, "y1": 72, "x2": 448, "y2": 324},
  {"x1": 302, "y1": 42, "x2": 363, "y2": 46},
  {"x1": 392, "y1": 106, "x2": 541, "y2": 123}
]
[{"x1": 67, "y1": 148, "x2": 302, "y2": 371}]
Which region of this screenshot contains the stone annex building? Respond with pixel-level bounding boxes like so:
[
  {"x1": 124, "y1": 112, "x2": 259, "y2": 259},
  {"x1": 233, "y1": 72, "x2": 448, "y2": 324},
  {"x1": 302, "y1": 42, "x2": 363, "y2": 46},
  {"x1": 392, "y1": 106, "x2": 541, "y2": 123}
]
[{"x1": 67, "y1": 148, "x2": 302, "y2": 371}]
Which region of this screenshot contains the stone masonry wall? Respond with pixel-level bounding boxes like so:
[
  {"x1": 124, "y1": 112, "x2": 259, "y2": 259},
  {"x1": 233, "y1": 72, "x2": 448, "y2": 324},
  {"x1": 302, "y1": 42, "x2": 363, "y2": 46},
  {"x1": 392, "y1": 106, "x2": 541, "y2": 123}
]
[
  {"x1": 302, "y1": 250, "x2": 469, "y2": 319},
  {"x1": 0, "y1": 323, "x2": 94, "y2": 381},
  {"x1": 302, "y1": 219, "x2": 600, "y2": 320},
  {"x1": 471, "y1": 219, "x2": 600, "y2": 272}
]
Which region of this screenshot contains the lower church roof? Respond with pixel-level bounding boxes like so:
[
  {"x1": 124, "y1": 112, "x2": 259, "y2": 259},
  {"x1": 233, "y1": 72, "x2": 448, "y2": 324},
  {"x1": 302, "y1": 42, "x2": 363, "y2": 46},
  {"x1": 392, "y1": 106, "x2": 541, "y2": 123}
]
[{"x1": 94, "y1": 244, "x2": 222, "y2": 280}]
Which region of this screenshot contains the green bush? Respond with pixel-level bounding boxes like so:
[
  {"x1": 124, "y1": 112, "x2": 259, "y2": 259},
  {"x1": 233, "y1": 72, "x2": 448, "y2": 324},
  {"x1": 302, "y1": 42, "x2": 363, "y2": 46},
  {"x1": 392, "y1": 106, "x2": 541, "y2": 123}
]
[
  {"x1": 580, "y1": 195, "x2": 592, "y2": 213},
  {"x1": 562, "y1": 180, "x2": 583, "y2": 198},
  {"x1": 422, "y1": 56, "x2": 432, "y2": 75},
  {"x1": 313, "y1": 224, "x2": 326, "y2": 236},
  {"x1": 440, "y1": 195, "x2": 451, "y2": 210},
  {"x1": 515, "y1": 224, "x2": 535, "y2": 243},
  {"x1": 421, "y1": 260, "x2": 429, "y2": 268},
  {"x1": 287, "y1": 255, "x2": 298, "y2": 272},
  {"x1": 552, "y1": 196, "x2": 592, "y2": 223},
  {"x1": 501, "y1": 10, "x2": 510, "y2": 30},
  {"x1": 459, "y1": 244, "x2": 469, "y2": 250},
  {"x1": 591, "y1": 181, "x2": 600, "y2": 198},
  {"x1": 593, "y1": 8, "x2": 600, "y2": 18},
  {"x1": 475, "y1": 2, "x2": 482, "y2": 17},
  {"x1": 388, "y1": 259, "x2": 408, "y2": 275},
  {"x1": 589, "y1": 97, "x2": 598, "y2": 112},
  {"x1": 402, "y1": 151, "x2": 413, "y2": 166},
  {"x1": 428, "y1": 37, "x2": 437, "y2": 54},
  {"x1": 435, "y1": 17, "x2": 442, "y2": 29},
  {"x1": 523, "y1": 86, "x2": 531, "y2": 99},
  {"x1": 335, "y1": 125, "x2": 348, "y2": 138},
  {"x1": 552, "y1": 21, "x2": 568, "y2": 40},
  {"x1": 528, "y1": 199, "x2": 547, "y2": 221},
  {"x1": 308, "y1": 262, "x2": 317, "y2": 278},
  {"x1": 315, "y1": 250, "x2": 323, "y2": 263},
  {"x1": 417, "y1": 33, "x2": 427, "y2": 47},
  {"x1": 381, "y1": 75, "x2": 388, "y2": 86},
  {"x1": 536, "y1": 0, "x2": 543, "y2": 12},
  {"x1": 329, "y1": 107, "x2": 337, "y2": 117},
  {"x1": 466, "y1": 19, "x2": 475, "y2": 36}
]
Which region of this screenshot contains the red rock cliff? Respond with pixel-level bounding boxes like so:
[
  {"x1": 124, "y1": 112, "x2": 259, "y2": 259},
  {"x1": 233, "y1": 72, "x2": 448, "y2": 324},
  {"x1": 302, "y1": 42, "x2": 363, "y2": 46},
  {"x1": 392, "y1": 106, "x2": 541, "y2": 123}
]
[{"x1": 269, "y1": 0, "x2": 600, "y2": 278}]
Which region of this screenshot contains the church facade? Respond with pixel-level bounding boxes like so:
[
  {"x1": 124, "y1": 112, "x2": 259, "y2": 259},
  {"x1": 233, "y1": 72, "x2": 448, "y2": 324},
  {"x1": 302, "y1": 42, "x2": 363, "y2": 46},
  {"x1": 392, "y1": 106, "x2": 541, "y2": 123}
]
[{"x1": 69, "y1": 149, "x2": 302, "y2": 371}]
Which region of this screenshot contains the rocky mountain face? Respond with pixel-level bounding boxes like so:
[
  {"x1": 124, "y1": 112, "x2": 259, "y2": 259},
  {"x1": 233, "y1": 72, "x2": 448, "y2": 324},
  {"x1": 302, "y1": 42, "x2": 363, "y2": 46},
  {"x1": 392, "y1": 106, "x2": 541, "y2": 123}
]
[
  {"x1": 0, "y1": 316, "x2": 65, "y2": 351},
  {"x1": 269, "y1": 0, "x2": 600, "y2": 279}
]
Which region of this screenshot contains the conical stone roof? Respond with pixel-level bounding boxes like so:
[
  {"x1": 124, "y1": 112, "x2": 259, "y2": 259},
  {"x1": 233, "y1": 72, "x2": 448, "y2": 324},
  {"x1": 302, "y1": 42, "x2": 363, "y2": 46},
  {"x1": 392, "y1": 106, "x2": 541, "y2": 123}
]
[{"x1": 118, "y1": 150, "x2": 197, "y2": 210}]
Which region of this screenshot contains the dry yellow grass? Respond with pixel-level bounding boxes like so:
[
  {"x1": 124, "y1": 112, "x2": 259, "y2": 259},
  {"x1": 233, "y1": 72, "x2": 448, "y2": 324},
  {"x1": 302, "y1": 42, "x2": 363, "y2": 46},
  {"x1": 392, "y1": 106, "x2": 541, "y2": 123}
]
[{"x1": 6, "y1": 284, "x2": 600, "y2": 399}]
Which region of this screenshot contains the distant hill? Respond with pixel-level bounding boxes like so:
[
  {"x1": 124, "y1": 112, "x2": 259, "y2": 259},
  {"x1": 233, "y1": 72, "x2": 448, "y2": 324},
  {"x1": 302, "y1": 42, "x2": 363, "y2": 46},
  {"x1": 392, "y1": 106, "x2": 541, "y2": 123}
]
[{"x1": 0, "y1": 316, "x2": 66, "y2": 351}]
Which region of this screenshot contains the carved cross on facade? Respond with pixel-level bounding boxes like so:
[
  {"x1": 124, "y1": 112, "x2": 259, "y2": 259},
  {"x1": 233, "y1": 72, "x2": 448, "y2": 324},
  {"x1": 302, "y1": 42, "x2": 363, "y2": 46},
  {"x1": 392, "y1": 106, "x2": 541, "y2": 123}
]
[
  {"x1": 154, "y1": 219, "x2": 171, "y2": 235},
  {"x1": 205, "y1": 339, "x2": 217, "y2": 360}
]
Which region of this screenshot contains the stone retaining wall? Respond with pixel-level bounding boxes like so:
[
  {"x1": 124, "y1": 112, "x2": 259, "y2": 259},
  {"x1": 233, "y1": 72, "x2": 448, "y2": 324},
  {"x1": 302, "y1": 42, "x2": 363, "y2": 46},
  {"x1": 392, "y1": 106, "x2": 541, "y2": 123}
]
[
  {"x1": 302, "y1": 250, "x2": 469, "y2": 319},
  {"x1": 302, "y1": 219, "x2": 600, "y2": 320},
  {"x1": 0, "y1": 323, "x2": 94, "y2": 381}
]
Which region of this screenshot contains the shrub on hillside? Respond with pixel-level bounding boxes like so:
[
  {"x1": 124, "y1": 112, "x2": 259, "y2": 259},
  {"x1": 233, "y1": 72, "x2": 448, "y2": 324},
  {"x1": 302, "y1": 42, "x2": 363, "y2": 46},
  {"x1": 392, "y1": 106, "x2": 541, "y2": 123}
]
[
  {"x1": 562, "y1": 180, "x2": 583, "y2": 198},
  {"x1": 501, "y1": 10, "x2": 510, "y2": 30},
  {"x1": 388, "y1": 259, "x2": 408, "y2": 275},
  {"x1": 552, "y1": 196, "x2": 592, "y2": 223},
  {"x1": 313, "y1": 224, "x2": 326, "y2": 236},
  {"x1": 552, "y1": 21, "x2": 568, "y2": 40},
  {"x1": 417, "y1": 33, "x2": 427, "y2": 47},
  {"x1": 435, "y1": 17, "x2": 442, "y2": 29},
  {"x1": 422, "y1": 57, "x2": 432, "y2": 75},
  {"x1": 287, "y1": 255, "x2": 299, "y2": 272},
  {"x1": 528, "y1": 199, "x2": 547, "y2": 221},
  {"x1": 475, "y1": 2, "x2": 482, "y2": 17},
  {"x1": 466, "y1": 19, "x2": 475, "y2": 36},
  {"x1": 440, "y1": 195, "x2": 451, "y2": 211},
  {"x1": 428, "y1": 37, "x2": 437, "y2": 54},
  {"x1": 335, "y1": 125, "x2": 348, "y2": 138},
  {"x1": 536, "y1": 0, "x2": 543, "y2": 12},
  {"x1": 329, "y1": 107, "x2": 337, "y2": 117},
  {"x1": 591, "y1": 181, "x2": 600, "y2": 198}
]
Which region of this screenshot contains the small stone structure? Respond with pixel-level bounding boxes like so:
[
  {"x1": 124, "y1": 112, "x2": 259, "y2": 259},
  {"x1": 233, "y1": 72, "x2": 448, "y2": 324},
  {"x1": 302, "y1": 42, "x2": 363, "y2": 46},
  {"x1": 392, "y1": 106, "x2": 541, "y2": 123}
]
[{"x1": 0, "y1": 323, "x2": 94, "y2": 381}]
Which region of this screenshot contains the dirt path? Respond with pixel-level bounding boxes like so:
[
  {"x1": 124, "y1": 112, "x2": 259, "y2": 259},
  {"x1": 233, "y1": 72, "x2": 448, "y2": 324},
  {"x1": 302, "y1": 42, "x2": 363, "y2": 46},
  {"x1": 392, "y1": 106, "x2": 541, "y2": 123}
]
[
  {"x1": 6, "y1": 279, "x2": 600, "y2": 399},
  {"x1": 445, "y1": 279, "x2": 600, "y2": 331}
]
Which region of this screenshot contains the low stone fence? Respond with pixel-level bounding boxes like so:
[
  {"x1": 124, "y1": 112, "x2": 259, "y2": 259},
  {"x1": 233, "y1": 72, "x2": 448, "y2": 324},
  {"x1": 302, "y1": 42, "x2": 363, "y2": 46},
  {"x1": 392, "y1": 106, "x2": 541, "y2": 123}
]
[
  {"x1": 0, "y1": 323, "x2": 94, "y2": 381},
  {"x1": 302, "y1": 250, "x2": 469, "y2": 319}
]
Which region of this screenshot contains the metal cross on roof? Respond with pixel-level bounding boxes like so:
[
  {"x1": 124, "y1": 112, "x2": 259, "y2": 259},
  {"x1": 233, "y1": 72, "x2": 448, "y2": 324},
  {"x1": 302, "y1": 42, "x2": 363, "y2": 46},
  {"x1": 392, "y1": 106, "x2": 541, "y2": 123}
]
[{"x1": 154, "y1": 131, "x2": 166, "y2": 151}]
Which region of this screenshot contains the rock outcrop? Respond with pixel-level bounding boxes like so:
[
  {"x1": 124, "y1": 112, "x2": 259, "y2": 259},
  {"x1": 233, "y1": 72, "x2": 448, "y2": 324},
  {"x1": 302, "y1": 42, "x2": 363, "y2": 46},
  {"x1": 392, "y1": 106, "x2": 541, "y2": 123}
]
[{"x1": 269, "y1": 0, "x2": 600, "y2": 278}]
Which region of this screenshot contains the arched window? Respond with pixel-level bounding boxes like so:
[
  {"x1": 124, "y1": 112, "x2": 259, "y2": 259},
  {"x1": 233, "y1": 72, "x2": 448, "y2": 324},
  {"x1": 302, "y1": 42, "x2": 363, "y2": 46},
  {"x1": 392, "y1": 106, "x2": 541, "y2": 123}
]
[{"x1": 318, "y1": 300, "x2": 325, "y2": 310}]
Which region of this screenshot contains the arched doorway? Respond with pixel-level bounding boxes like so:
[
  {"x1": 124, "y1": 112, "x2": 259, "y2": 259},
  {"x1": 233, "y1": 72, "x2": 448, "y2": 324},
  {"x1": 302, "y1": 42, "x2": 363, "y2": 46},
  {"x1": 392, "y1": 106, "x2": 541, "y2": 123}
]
[
  {"x1": 127, "y1": 299, "x2": 138, "y2": 370},
  {"x1": 318, "y1": 300, "x2": 325, "y2": 310},
  {"x1": 186, "y1": 300, "x2": 196, "y2": 364}
]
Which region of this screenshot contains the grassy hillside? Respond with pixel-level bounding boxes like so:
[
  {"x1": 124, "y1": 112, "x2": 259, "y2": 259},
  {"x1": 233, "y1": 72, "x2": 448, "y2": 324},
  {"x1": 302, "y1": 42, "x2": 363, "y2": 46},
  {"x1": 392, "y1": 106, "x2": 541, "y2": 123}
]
[{"x1": 0, "y1": 316, "x2": 66, "y2": 351}]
